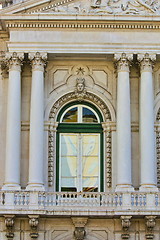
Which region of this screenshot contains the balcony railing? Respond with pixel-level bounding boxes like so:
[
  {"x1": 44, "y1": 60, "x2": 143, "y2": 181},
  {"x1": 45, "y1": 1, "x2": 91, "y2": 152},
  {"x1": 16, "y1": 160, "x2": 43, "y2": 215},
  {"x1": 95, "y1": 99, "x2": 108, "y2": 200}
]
[{"x1": 0, "y1": 191, "x2": 159, "y2": 216}]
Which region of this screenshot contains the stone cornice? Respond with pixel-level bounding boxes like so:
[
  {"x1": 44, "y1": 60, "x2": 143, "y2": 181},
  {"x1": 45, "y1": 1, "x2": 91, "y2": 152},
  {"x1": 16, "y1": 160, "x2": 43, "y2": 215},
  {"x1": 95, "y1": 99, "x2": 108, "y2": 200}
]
[{"x1": 3, "y1": 19, "x2": 160, "y2": 30}]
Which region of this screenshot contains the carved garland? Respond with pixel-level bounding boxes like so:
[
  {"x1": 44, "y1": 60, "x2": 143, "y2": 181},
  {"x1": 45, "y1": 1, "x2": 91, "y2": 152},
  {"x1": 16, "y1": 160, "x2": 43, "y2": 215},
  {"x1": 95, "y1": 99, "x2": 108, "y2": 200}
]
[
  {"x1": 156, "y1": 109, "x2": 160, "y2": 187},
  {"x1": 48, "y1": 91, "x2": 112, "y2": 188},
  {"x1": 106, "y1": 130, "x2": 112, "y2": 188}
]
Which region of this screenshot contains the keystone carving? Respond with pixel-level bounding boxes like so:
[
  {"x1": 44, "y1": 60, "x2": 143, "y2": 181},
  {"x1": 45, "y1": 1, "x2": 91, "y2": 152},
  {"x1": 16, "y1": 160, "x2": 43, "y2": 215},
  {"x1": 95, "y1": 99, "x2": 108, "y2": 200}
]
[
  {"x1": 72, "y1": 217, "x2": 88, "y2": 240},
  {"x1": 75, "y1": 77, "x2": 87, "y2": 101},
  {"x1": 4, "y1": 215, "x2": 15, "y2": 239},
  {"x1": 145, "y1": 216, "x2": 156, "y2": 239},
  {"x1": 28, "y1": 215, "x2": 39, "y2": 239},
  {"x1": 121, "y1": 216, "x2": 132, "y2": 239}
]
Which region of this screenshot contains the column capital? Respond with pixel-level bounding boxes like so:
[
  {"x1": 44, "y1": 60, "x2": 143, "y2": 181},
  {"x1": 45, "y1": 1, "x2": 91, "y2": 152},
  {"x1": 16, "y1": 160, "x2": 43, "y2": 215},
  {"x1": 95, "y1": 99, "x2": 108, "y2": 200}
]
[
  {"x1": 29, "y1": 52, "x2": 47, "y2": 71},
  {"x1": 114, "y1": 53, "x2": 133, "y2": 72},
  {"x1": 5, "y1": 52, "x2": 24, "y2": 72},
  {"x1": 137, "y1": 53, "x2": 156, "y2": 72}
]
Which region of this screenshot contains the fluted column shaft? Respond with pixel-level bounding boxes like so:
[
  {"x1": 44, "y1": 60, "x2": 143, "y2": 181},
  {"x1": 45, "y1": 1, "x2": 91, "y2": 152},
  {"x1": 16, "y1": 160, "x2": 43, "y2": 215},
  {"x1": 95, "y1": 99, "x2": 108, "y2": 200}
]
[
  {"x1": 115, "y1": 53, "x2": 133, "y2": 190},
  {"x1": 138, "y1": 53, "x2": 157, "y2": 190},
  {"x1": 3, "y1": 52, "x2": 24, "y2": 190},
  {"x1": 27, "y1": 52, "x2": 47, "y2": 191}
]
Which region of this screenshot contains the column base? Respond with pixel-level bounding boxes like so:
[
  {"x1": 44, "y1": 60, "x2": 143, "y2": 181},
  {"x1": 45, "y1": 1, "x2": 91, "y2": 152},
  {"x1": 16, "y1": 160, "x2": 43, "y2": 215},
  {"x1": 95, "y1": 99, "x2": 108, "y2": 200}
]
[
  {"x1": 139, "y1": 184, "x2": 158, "y2": 192},
  {"x1": 26, "y1": 183, "x2": 45, "y2": 191},
  {"x1": 2, "y1": 183, "x2": 21, "y2": 191},
  {"x1": 115, "y1": 184, "x2": 134, "y2": 192}
]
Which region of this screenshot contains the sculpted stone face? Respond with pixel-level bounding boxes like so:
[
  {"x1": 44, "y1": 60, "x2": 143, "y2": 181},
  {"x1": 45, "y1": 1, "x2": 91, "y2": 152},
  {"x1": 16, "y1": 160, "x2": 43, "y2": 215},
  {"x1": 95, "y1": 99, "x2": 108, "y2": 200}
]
[{"x1": 77, "y1": 83, "x2": 84, "y2": 92}]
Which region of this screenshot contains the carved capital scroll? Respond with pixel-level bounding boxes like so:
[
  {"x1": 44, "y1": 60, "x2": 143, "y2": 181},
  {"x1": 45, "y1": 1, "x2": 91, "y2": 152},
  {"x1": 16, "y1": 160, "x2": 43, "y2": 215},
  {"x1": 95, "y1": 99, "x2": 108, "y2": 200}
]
[
  {"x1": 114, "y1": 53, "x2": 133, "y2": 72},
  {"x1": 29, "y1": 52, "x2": 47, "y2": 71},
  {"x1": 138, "y1": 53, "x2": 156, "y2": 72},
  {"x1": 5, "y1": 52, "x2": 24, "y2": 72}
]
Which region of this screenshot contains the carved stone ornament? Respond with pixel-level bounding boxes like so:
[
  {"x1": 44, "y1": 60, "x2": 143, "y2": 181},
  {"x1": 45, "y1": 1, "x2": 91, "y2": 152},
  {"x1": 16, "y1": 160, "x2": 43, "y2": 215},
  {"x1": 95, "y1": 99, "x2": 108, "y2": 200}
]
[
  {"x1": 28, "y1": 215, "x2": 39, "y2": 239},
  {"x1": 28, "y1": 52, "x2": 47, "y2": 71},
  {"x1": 156, "y1": 109, "x2": 160, "y2": 187},
  {"x1": 48, "y1": 90, "x2": 112, "y2": 186},
  {"x1": 75, "y1": 77, "x2": 87, "y2": 101},
  {"x1": 145, "y1": 216, "x2": 156, "y2": 240},
  {"x1": 114, "y1": 53, "x2": 133, "y2": 72},
  {"x1": 145, "y1": 216, "x2": 156, "y2": 231},
  {"x1": 138, "y1": 53, "x2": 156, "y2": 72},
  {"x1": 5, "y1": 52, "x2": 24, "y2": 72},
  {"x1": 72, "y1": 217, "x2": 88, "y2": 240},
  {"x1": 74, "y1": 227, "x2": 86, "y2": 240},
  {"x1": 121, "y1": 216, "x2": 132, "y2": 240},
  {"x1": 49, "y1": 92, "x2": 111, "y2": 122},
  {"x1": 40, "y1": 0, "x2": 160, "y2": 15},
  {"x1": 4, "y1": 215, "x2": 15, "y2": 239}
]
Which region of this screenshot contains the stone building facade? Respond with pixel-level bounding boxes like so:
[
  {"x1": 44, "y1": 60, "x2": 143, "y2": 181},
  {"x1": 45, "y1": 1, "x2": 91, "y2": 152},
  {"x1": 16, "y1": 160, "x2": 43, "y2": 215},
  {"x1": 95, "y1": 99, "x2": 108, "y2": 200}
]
[{"x1": 0, "y1": 0, "x2": 160, "y2": 239}]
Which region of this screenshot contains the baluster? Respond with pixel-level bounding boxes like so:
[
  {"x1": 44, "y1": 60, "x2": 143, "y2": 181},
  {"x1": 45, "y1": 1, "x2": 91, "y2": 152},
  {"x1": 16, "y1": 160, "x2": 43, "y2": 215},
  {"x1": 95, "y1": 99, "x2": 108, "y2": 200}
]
[
  {"x1": 14, "y1": 193, "x2": 18, "y2": 205},
  {"x1": 155, "y1": 194, "x2": 158, "y2": 206}
]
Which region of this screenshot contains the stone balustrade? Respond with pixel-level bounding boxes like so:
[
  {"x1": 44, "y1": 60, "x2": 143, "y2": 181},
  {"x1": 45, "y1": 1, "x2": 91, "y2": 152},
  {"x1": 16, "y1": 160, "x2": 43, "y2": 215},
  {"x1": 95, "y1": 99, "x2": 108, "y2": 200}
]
[{"x1": 0, "y1": 191, "x2": 159, "y2": 216}]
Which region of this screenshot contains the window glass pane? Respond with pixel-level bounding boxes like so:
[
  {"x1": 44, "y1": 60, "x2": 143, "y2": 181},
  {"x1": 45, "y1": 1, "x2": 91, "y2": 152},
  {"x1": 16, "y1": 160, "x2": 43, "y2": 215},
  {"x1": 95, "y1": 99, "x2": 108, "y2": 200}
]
[
  {"x1": 61, "y1": 177, "x2": 77, "y2": 187},
  {"x1": 61, "y1": 135, "x2": 77, "y2": 156},
  {"x1": 62, "y1": 107, "x2": 78, "y2": 122},
  {"x1": 83, "y1": 177, "x2": 98, "y2": 192},
  {"x1": 61, "y1": 157, "x2": 77, "y2": 177},
  {"x1": 83, "y1": 135, "x2": 99, "y2": 156},
  {"x1": 83, "y1": 157, "x2": 99, "y2": 177},
  {"x1": 82, "y1": 134, "x2": 99, "y2": 191},
  {"x1": 82, "y1": 107, "x2": 98, "y2": 123}
]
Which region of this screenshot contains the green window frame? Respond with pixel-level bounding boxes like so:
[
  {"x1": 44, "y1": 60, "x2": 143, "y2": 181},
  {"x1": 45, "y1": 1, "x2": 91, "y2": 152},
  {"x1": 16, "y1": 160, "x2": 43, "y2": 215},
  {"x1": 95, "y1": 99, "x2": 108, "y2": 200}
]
[{"x1": 56, "y1": 101, "x2": 104, "y2": 192}]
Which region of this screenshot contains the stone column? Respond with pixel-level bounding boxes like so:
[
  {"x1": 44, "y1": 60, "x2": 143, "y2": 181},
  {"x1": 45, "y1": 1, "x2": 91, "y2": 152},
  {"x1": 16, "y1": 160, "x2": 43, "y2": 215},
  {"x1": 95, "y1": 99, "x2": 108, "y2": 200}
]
[
  {"x1": 138, "y1": 53, "x2": 157, "y2": 190},
  {"x1": 27, "y1": 52, "x2": 47, "y2": 191},
  {"x1": 2, "y1": 52, "x2": 24, "y2": 190},
  {"x1": 115, "y1": 53, "x2": 133, "y2": 191}
]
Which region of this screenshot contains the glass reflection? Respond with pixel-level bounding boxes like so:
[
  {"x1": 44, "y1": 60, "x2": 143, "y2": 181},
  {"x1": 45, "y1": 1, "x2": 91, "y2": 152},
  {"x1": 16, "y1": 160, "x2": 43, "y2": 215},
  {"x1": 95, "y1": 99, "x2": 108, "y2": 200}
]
[
  {"x1": 62, "y1": 107, "x2": 78, "y2": 122},
  {"x1": 82, "y1": 107, "x2": 98, "y2": 123}
]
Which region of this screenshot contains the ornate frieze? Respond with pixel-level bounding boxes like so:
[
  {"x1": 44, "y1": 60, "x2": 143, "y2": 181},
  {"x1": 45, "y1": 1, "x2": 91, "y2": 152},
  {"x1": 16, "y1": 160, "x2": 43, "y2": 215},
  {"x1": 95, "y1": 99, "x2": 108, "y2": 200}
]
[
  {"x1": 138, "y1": 53, "x2": 156, "y2": 72},
  {"x1": 29, "y1": 52, "x2": 47, "y2": 71},
  {"x1": 114, "y1": 53, "x2": 133, "y2": 72},
  {"x1": 4, "y1": 215, "x2": 15, "y2": 239},
  {"x1": 5, "y1": 52, "x2": 24, "y2": 71},
  {"x1": 27, "y1": 0, "x2": 160, "y2": 15}
]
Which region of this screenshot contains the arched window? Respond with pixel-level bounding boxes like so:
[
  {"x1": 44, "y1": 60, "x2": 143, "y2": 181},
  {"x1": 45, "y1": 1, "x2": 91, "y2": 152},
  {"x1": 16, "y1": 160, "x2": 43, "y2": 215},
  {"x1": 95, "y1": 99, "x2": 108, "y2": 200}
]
[{"x1": 56, "y1": 102, "x2": 104, "y2": 192}]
